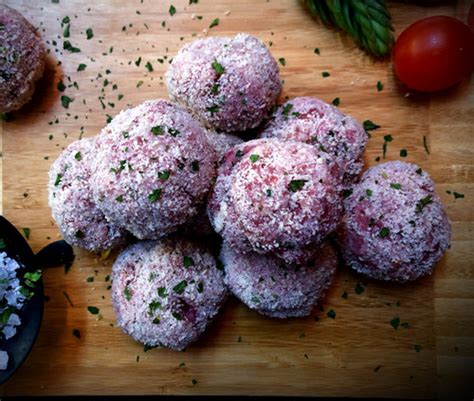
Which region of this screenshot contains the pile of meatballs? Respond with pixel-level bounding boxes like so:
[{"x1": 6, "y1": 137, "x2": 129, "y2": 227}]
[{"x1": 48, "y1": 33, "x2": 451, "y2": 351}]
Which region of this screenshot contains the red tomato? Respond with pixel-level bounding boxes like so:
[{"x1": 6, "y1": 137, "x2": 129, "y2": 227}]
[{"x1": 393, "y1": 16, "x2": 474, "y2": 92}]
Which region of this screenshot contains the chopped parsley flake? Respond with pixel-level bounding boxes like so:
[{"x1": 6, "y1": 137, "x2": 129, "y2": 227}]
[
  {"x1": 54, "y1": 173, "x2": 63, "y2": 186},
  {"x1": 61, "y1": 95, "x2": 73, "y2": 109},
  {"x1": 86, "y1": 27, "x2": 94, "y2": 40},
  {"x1": 22, "y1": 227, "x2": 30, "y2": 239},
  {"x1": 124, "y1": 286, "x2": 132, "y2": 301},
  {"x1": 266, "y1": 189, "x2": 272, "y2": 197},
  {"x1": 74, "y1": 151, "x2": 82, "y2": 161},
  {"x1": 400, "y1": 149, "x2": 408, "y2": 157},
  {"x1": 327, "y1": 309, "x2": 336, "y2": 319},
  {"x1": 173, "y1": 280, "x2": 188, "y2": 294},
  {"x1": 148, "y1": 189, "x2": 162, "y2": 203},
  {"x1": 211, "y1": 83, "x2": 220, "y2": 94},
  {"x1": 341, "y1": 291, "x2": 348, "y2": 299},
  {"x1": 0, "y1": 238, "x2": 6, "y2": 249},
  {"x1": 63, "y1": 40, "x2": 81, "y2": 53},
  {"x1": 87, "y1": 306, "x2": 99, "y2": 315},
  {"x1": 206, "y1": 105, "x2": 220, "y2": 114},
  {"x1": 192, "y1": 379, "x2": 198, "y2": 385},
  {"x1": 379, "y1": 227, "x2": 390, "y2": 238},
  {"x1": 322, "y1": 71, "x2": 330, "y2": 77},
  {"x1": 158, "y1": 170, "x2": 170, "y2": 181},
  {"x1": 249, "y1": 154, "x2": 260, "y2": 163},
  {"x1": 86, "y1": 276, "x2": 94, "y2": 283},
  {"x1": 57, "y1": 80, "x2": 66, "y2": 92},
  {"x1": 363, "y1": 120, "x2": 380, "y2": 131},
  {"x1": 390, "y1": 317, "x2": 400, "y2": 329},
  {"x1": 183, "y1": 256, "x2": 194, "y2": 268},
  {"x1": 135, "y1": 57, "x2": 142, "y2": 67},
  {"x1": 281, "y1": 103, "x2": 293, "y2": 119},
  {"x1": 211, "y1": 59, "x2": 225, "y2": 75},
  {"x1": 148, "y1": 300, "x2": 162, "y2": 315},
  {"x1": 453, "y1": 191, "x2": 465, "y2": 200},
  {"x1": 77, "y1": 63, "x2": 87, "y2": 71},
  {"x1": 415, "y1": 195, "x2": 433, "y2": 214},
  {"x1": 72, "y1": 329, "x2": 81, "y2": 339},
  {"x1": 157, "y1": 287, "x2": 168, "y2": 298},
  {"x1": 145, "y1": 61, "x2": 153, "y2": 72},
  {"x1": 197, "y1": 282, "x2": 204, "y2": 293},
  {"x1": 168, "y1": 127, "x2": 180, "y2": 137},
  {"x1": 151, "y1": 125, "x2": 164, "y2": 135},
  {"x1": 314, "y1": 47, "x2": 320, "y2": 55},
  {"x1": 331, "y1": 97, "x2": 340, "y2": 106},
  {"x1": 355, "y1": 283, "x2": 365, "y2": 294},
  {"x1": 63, "y1": 24, "x2": 70, "y2": 37},
  {"x1": 172, "y1": 312, "x2": 182, "y2": 320},
  {"x1": 75, "y1": 230, "x2": 85, "y2": 239},
  {"x1": 152, "y1": 317, "x2": 160, "y2": 324},
  {"x1": 390, "y1": 183, "x2": 402, "y2": 190},
  {"x1": 376, "y1": 81, "x2": 383, "y2": 92},
  {"x1": 169, "y1": 5, "x2": 176, "y2": 16},
  {"x1": 278, "y1": 57, "x2": 286, "y2": 66},
  {"x1": 209, "y1": 18, "x2": 219, "y2": 28},
  {"x1": 289, "y1": 179, "x2": 308, "y2": 192},
  {"x1": 414, "y1": 344, "x2": 422, "y2": 352},
  {"x1": 366, "y1": 189, "x2": 373, "y2": 197},
  {"x1": 191, "y1": 160, "x2": 200, "y2": 171}
]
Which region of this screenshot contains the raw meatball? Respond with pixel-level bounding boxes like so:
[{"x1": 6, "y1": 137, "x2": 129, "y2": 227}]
[
  {"x1": 339, "y1": 161, "x2": 451, "y2": 282},
  {"x1": 166, "y1": 33, "x2": 282, "y2": 133},
  {"x1": 208, "y1": 138, "x2": 343, "y2": 264},
  {"x1": 90, "y1": 99, "x2": 217, "y2": 240},
  {"x1": 111, "y1": 238, "x2": 227, "y2": 350},
  {"x1": 48, "y1": 138, "x2": 127, "y2": 252},
  {"x1": 0, "y1": 5, "x2": 45, "y2": 113},
  {"x1": 259, "y1": 97, "x2": 368, "y2": 185},
  {"x1": 221, "y1": 242, "x2": 338, "y2": 318}
]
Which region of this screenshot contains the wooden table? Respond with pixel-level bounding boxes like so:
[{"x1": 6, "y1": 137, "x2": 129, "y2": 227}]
[{"x1": 1, "y1": 0, "x2": 473, "y2": 397}]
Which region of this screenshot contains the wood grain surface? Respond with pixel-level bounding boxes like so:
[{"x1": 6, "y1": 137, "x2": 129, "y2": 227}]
[{"x1": 1, "y1": 0, "x2": 473, "y2": 398}]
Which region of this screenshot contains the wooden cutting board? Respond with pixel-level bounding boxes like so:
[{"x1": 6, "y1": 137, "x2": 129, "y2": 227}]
[{"x1": 1, "y1": 0, "x2": 473, "y2": 397}]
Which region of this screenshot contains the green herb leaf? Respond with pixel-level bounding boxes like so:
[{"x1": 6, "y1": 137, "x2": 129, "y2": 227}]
[
  {"x1": 211, "y1": 59, "x2": 225, "y2": 75},
  {"x1": 22, "y1": 227, "x2": 30, "y2": 239},
  {"x1": 158, "y1": 170, "x2": 170, "y2": 181},
  {"x1": 415, "y1": 195, "x2": 433, "y2": 214},
  {"x1": 322, "y1": 71, "x2": 330, "y2": 77},
  {"x1": 168, "y1": 127, "x2": 180, "y2": 137},
  {"x1": 390, "y1": 316, "x2": 400, "y2": 329},
  {"x1": 331, "y1": 97, "x2": 340, "y2": 106},
  {"x1": 191, "y1": 160, "x2": 200, "y2": 171},
  {"x1": 355, "y1": 282, "x2": 364, "y2": 294},
  {"x1": 151, "y1": 125, "x2": 164, "y2": 135},
  {"x1": 423, "y1": 136, "x2": 430, "y2": 155},
  {"x1": 183, "y1": 256, "x2": 194, "y2": 268},
  {"x1": 390, "y1": 183, "x2": 402, "y2": 190},
  {"x1": 249, "y1": 154, "x2": 260, "y2": 163},
  {"x1": 211, "y1": 83, "x2": 220, "y2": 94},
  {"x1": 172, "y1": 311, "x2": 182, "y2": 320},
  {"x1": 376, "y1": 81, "x2": 383, "y2": 91},
  {"x1": 74, "y1": 151, "x2": 82, "y2": 161},
  {"x1": 77, "y1": 63, "x2": 87, "y2": 71},
  {"x1": 148, "y1": 189, "x2": 162, "y2": 203},
  {"x1": 453, "y1": 192, "x2": 465, "y2": 200},
  {"x1": 63, "y1": 24, "x2": 70, "y2": 38},
  {"x1": 173, "y1": 280, "x2": 188, "y2": 295},
  {"x1": 86, "y1": 27, "x2": 94, "y2": 40},
  {"x1": 379, "y1": 227, "x2": 390, "y2": 238},
  {"x1": 54, "y1": 174, "x2": 63, "y2": 186},
  {"x1": 278, "y1": 57, "x2": 286, "y2": 66},
  {"x1": 87, "y1": 306, "x2": 99, "y2": 315},
  {"x1": 209, "y1": 18, "x2": 219, "y2": 28},
  {"x1": 289, "y1": 179, "x2": 308, "y2": 192},
  {"x1": 145, "y1": 61, "x2": 153, "y2": 72},
  {"x1": 124, "y1": 286, "x2": 132, "y2": 301},
  {"x1": 61, "y1": 95, "x2": 73, "y2": 109},
  {"x1": 157, "y1": 287, "x2": 168, "y2": 298},
  {"x1": 63, "y1": 40, "x2": 81, "y2": 53},
  {"x1": 363, "y1": 120, "x2": 380, "y2": 131},
  {"x1": 327, "y1": 309, "x2": 336, "y2": 319},
  {"x1": 0, "y1": 238, "x2": 6, "y2": 249},
  {"x1": 366, "y1": 189, "x2": 373, "y2": 197},
  {"x1": 400, "y1": 149, "x2": 408, "y2": 157},
  {"x1": 314, "y1": 47, "x2": 320, "y2": 55},
  {"x1": 169, "y1": 5, "x2": 176, "y2": 16}
]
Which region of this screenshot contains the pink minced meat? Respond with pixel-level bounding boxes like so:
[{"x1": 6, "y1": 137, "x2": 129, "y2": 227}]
[
  {"x1": 111, "y1": 238, "x2": 227, "y2": 351},
  {"x1": 259, "y1": 97, "x2": 368, "y2": 185},
  {"x1": 338, "y1": 161, "x2": 451, "y2": 282},
  {"x1": 90, "y1": 99, "x2": 217, "y2": 240},
  {"x1": 221, "y1": 241, "x2": 337, "y2": 318},
  {"x1": 166, "y1": 33, "x2": 282, "y2": 133},
  {"x1": 0, "y1": 5, "x2": 45, "y2": 113},
  {"x1": 207, "y1": 138, "x2": 343, "y2": 264},
  {"x1": 48, "y1": 138, "x2": 127, "y2": 252}
]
